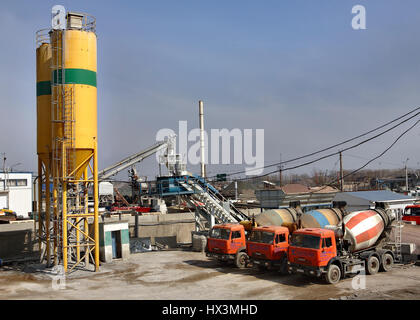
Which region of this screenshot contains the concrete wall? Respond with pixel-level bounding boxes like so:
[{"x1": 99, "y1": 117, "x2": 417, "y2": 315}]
[
  {"x1": 102, "y1": 212, "x2": 196, "y2": 246},
  {"x1": 0, "y1": 222, "x2": 38, "y2": 261}
]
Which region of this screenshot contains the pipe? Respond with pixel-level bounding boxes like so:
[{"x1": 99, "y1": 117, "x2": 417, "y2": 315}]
[{"x1": 199, "y1": 100, "x2": 206, "y2": 178}]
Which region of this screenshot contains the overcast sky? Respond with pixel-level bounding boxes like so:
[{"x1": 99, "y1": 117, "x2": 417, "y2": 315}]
[{"x1": 1, "y1": 0, "x2": 420, "y2": 181}]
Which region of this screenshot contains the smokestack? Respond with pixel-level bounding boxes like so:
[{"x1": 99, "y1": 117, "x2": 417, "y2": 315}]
[{"x1": 199, "y1": 100, "x2": 206, "y2": 178}]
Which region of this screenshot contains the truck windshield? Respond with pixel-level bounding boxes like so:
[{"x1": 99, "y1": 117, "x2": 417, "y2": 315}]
[
  {"x1": 291, "y1": 234, "x2": 320, "y2": 249},
  {"x1": 209, "y1": 228, "x2": 231, "y2": 240},
  {"x1": 405, "y1": 207, "x2": 420, "y2": 216},
  {"x1": 249, "y1": 231, "x2": 275, "y2": 244}
]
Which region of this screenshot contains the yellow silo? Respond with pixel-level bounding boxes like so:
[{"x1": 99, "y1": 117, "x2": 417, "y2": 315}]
[
  {"x1": 36, "y1": 42, "x2": 52, "y2": 163},
  {"x1": 41, "y1": 10, "x2": 100, "y2": 272},
  {"x1": 36, "y1": 38, "x2": 53, "y2": 264},
  {"x1": 51, "y1": 25, "x2": 97, "y2": 179}
]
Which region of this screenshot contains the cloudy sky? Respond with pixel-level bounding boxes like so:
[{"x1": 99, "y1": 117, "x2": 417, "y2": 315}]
[{"x1": 1, "y1": 0, "x2": 420, "y2": 181}]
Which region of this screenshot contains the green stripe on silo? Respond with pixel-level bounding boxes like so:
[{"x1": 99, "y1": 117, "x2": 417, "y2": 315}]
[
  {"x1": 52, "y1": 68, "x2": 97, "y2": 87},
  {"x1": 36, "y1": 81, "x2": 51, "y2": 96}
]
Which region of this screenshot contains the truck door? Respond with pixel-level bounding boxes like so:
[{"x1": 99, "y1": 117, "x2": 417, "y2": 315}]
[
  {"x1": 230, "y1": 230, "x2": 243, "y2": 253},
  {"x1": 274, "y1": 233, "x2": 287, "y2": 259},
  {"x1": 320, "y1": 237, "x2": 335, "y2": 266}
]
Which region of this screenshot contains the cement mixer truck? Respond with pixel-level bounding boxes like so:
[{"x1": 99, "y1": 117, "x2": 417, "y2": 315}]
[
  {"x1": 206, "y1": 201, "x2": 348, "y2": 271},
  {"x1": 246, "y1": 202, "x2": 347, "y2": 272},
  {"x1": 288, "y1": 203, "x2": 417, "y2": 284},
  {"x1": 205, "y1": 203, "x2": 303, "y2": 269},
  {"x1": 205, "y1": 220, "x2": 257, "y2": 268}
]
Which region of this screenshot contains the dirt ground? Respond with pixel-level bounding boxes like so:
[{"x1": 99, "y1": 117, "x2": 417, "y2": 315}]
[
  {"x1": 0, "y1": 223, "x2": 419, "y2": 300},
  {"x1": 0, "y1": 248, "x2": 419, "y2": 300}
]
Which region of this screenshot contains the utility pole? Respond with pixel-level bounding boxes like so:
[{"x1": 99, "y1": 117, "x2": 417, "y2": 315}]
[
  {"x1": 1, "y1": 153, "x2": 5, "y2": 173},
  {"x1": 339, "y1": 152, "x2": 344, "y2": 192},
  {"x1": 199, "y1": 100, "x2": 206, "y2": 178},
  {"x1": 405, "y1": 158, "x2": 409, "y2": 192},
  {"x1": 278, "y1": 153, "x2": 282, "y2": 187}
]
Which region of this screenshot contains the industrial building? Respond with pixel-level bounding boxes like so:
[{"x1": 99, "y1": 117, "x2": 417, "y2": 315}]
[
  {"x1": 255, "y1": 183, "x2": 338, "y2": 210},
  {"x1": 0, "y1": 171, "x2": 32, "y2": 218}
]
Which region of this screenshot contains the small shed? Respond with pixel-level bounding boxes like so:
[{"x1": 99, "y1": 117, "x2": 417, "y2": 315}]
[
  {"x1": 99, "y1": 220, "x2": 130, "y2": 262},
  {"x1": 333, "y1": 190, "x2": 416, "y2": 216}
]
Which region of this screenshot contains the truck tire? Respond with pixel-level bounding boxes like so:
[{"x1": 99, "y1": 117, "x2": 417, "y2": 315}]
[
  {"x1": 325, "y1": 264, "x2": 341, "y2": 284},
  {"x1": 235, "y1": 252, "x2": 248, "y2": 269},
  {"x1": 366, "y1": 256, "x2": 380, "y2": 275},
  {"x1": 379, "y1": 253, "x2": 393, "y2": 272},
  {"x1": 279, "y1": 258, "x2": 288, "y2": 275}
]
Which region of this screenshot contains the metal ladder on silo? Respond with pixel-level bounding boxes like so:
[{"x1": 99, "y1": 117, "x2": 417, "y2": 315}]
[
  {"x1": 50, "y1": 30, "x2": 70, "y2": 264},
  {"x1": 50, "y1": 30, "x2": 62, "y2": 265},
  {"x1": 63, "y1": 84, "x2": 76, "y2": 182}
]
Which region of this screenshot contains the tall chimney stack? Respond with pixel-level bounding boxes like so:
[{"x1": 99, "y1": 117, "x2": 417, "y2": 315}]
[{"x1": 199, "y1": 100, "x2": 206, "y2": 178}]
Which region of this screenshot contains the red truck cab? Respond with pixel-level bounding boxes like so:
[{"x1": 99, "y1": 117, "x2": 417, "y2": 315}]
[
  {"x1": 205, "y1": 223, "x2": 248, "y2": 268},
  {"x1": 288, "y1": 228, "x2": 338, "y2": 279},
  {"x1": 403, "y1": 205, "x2": 420, "y2": 225},
  {"x1": 246, "y1": 226, "x2": 289, "y2": 273}
]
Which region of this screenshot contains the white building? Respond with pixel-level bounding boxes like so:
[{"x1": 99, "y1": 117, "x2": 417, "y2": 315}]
[
  {"x1": 0, "y1": 172, "x2": 33, "y2": 219},
  {"x1": 333, "y1": 190, "x2": 416, "y2": 217}
]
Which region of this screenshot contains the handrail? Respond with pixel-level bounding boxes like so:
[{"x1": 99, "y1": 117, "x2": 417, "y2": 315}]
[
  {"x1": 183, "y1": 175, "x2": 249, "y2": 222},
  {"x1": 36, "y1": 28, "x2": 50, "y2": 48}
]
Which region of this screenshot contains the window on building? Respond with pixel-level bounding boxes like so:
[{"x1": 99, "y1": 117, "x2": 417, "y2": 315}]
[{"x1": 6, "y1": 179, "x2": 28, "y2": 187}]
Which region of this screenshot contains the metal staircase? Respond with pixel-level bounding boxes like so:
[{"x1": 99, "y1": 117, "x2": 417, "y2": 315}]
[{"x1": 177, "y1": 176, "x2": 248, "y2": 228}]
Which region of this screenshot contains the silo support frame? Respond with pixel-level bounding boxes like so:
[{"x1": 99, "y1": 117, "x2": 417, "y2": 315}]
[
  {"x1": 93, "y1": 138, "x2": 99, "y2": 271},
  {"x1": 45, "y1": 159, "x2": 51, "y2": 266},
  {"x1": 37, "y1": 157, "x2": 53, "y2": 266},
  {"x1": 60, "y1": 144, "x2": 99, "y2": 272},
  {"x1": 37, "y1": 158, "x2": 42, "y2": 256}
]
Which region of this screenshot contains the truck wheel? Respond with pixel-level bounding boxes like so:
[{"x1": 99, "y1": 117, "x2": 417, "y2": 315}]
[
  {"x1": 379, "y1": 253, "x2": 394, "y2": 272},
  {"x1": 366, "y1": 256, "x2": 380, "y2": 275},
  {"x1": 279, "y1": 259, "x2": 288, "y2": 275},
  {"x1": 235, "y1": 252, "x2": 248, "y2": 269},
  {"x1": 325, "y1": 264, "x2": 341, "y2": 284}
]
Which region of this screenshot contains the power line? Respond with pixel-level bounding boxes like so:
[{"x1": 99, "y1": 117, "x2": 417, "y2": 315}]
[
  {"x1": 207, "y1": 107, "x2": 420, "y2": 179},
  {"x1": 306, "y1": 118, "x2": 420, "y2": 195},
  {"x1": 232, "y1": 117, "x2": 420, "y2": 182},
  {"x1": 338, "y1": 119, "x2": 419, "y2": 181}
]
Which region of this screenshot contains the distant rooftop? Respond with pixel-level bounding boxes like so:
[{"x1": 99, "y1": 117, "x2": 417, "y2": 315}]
[
  {"x1": 280, "y1": 183, "x2": 310, "y2": 194},
  {"x1": 341, "y1": 190, "x2": 415, "y2": 202}
]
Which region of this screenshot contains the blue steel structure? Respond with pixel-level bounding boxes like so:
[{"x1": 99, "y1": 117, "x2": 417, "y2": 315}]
[
  {"x1": 154, "y1": 174, "x2": 219, "y2": 197},
  {"x1": 151, "y1": 174, "x2": 249, "y2": 226}
]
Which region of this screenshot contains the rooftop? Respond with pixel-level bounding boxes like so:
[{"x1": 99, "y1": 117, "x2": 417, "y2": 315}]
[{"x1": 342, "y1": 190, "x2": 415, "y2": 202}]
